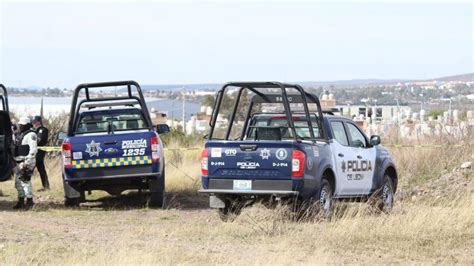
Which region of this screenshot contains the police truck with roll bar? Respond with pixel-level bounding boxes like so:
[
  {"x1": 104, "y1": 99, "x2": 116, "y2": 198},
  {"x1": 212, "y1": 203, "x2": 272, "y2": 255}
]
[
  {"x1": 0, "y1": 84, "x2": 14, "y2": 182},
  {"x1": 61, "y1": 80, "x2": 169, "y2": 207},
  {"x1": 199, "y1": 82, "x2": 398, "y2": 221}
]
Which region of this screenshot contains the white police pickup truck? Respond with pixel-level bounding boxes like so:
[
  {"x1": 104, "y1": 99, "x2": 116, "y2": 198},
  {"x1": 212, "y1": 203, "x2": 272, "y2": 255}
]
[{"x1": 199, "y1": 82, "x2": 398, "y2": 221}]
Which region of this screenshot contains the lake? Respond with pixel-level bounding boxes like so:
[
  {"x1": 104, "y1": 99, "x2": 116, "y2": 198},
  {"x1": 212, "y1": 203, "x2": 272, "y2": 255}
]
[{"x1": 8, "y1": 96, "x2": 201, "y2": 119}]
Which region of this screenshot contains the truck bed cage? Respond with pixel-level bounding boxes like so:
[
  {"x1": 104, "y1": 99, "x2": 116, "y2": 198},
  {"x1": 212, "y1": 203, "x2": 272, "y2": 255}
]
[
  {"x1": 67, "y1": 80, "x2": 152, "y2": 136},
  {"x1": 209, "y1": 82, "x2": 327, "y2": 141},
  {"x1": 0, "y1": 84, "x2": 8, "y2": 112}
]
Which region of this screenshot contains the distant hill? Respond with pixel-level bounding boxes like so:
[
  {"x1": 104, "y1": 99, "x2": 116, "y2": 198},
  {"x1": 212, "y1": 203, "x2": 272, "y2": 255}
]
[
  {"x1": 299, "y1": 79, "x2": 405, "y2": 88},
  {"x1": 430, "y1": 73, "x2": 474, "y2": 82},
  {"x1": 141, "y1": 79, "x2": 406, "y2": 91},
  {"x1": 13, "y1": 73, "x2": 473, "y2": 92},
  {"x1": 142, "y1": 83, "x2": 222, "y2": 91},
  {"x1": 141, "y1": 73, "x2": 473, "y2": 91}
]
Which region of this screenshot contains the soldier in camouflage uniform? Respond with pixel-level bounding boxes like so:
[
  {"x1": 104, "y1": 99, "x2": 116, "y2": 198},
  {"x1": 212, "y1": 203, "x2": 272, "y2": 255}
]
[{"x1": 13, "y1": 117, "x2": 38, "y2": 210}]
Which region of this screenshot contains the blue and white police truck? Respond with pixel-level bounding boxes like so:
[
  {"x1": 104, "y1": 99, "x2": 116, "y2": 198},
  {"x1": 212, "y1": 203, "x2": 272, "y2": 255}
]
[
  {"x1": 61, "y1": 81, "x2": 169, "y2": 207},
  {"x1": 199, "y1": 82, "x2": 398, "y2": 221}
]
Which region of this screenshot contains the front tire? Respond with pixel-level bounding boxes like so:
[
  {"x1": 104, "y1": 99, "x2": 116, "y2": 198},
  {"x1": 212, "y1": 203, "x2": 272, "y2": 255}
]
[
  {"x1": 379, "y1": 175, "x2": 394, "y2": 212},
  {"x1": 318, "y1": 179, "x2": 333, "y2": 219}
]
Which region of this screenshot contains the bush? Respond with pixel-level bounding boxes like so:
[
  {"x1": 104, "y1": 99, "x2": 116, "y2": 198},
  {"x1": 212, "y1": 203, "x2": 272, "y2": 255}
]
[{"x1": 160, "y1": 129, "x2": 205, "y2": 149}]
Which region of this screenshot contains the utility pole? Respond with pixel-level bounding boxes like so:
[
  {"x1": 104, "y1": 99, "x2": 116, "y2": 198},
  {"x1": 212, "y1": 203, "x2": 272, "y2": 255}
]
[
  {"x1": 448, "y1": 98, "x2": 452, "y2": 124},
  {"x1": 40, "y1": 97, "x2": 44, "y2": 118}
]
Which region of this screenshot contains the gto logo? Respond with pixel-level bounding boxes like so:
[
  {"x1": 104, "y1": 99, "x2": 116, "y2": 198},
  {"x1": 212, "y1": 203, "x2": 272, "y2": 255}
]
[
  {"x1": 237, "y1": 162, "x2": 260, "y2": 169},
  {"x1": 225, "y1": 149, "x2": 237, "y2": 156}
]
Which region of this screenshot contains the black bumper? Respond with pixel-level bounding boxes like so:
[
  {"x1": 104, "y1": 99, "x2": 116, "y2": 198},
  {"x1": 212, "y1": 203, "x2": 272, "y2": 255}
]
[
  {"x1": 64, "y1": 165, "x2": 159, "y2": 182},
  {"x1": 199, "y1": 178, "x2": 298, "y2": 196}
]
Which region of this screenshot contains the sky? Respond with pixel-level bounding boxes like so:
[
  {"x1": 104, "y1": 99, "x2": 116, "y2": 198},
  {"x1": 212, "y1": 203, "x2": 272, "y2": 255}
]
[{"x1": 0, "y1": 1, "x2": 473, "y2": 88}]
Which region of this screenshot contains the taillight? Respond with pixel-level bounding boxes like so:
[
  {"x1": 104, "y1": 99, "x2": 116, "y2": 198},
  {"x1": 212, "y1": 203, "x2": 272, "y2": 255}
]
[
  {"x1": 201, "y1": 149, "x2": 208, "y2": 175},
  {"x1": 151, "y1": 136, "x2": 160, "y2": 161},
  {"x1": 62, "y1": 142, "x2": 72, "y2": 168},
  {"x1": 292, "y1": 150, "x2": 305, "y2": 178}
]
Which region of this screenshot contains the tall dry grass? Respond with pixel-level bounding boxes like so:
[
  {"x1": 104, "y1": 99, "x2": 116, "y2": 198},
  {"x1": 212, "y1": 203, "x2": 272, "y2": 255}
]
[{"x1": 0, "y1": 123, "x2": 472, "y2": 264}]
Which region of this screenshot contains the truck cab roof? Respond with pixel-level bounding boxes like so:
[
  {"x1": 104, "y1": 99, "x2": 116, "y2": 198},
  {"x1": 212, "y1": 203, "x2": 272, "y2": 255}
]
[{"x1": 79, "y1": 106, "x2": 142, "y2": 116}]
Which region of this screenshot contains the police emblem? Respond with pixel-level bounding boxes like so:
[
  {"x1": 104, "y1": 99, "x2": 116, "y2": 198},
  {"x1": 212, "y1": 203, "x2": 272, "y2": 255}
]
[
  {"x1": 85, "y1": 140, "x2": 102, "y2": 157},
  {"x1": 259, "y1": 148, "x2": 271, "y2": 160},
  {"x1": 276, "y1": 148, "x2": 288, "y2": 160}
]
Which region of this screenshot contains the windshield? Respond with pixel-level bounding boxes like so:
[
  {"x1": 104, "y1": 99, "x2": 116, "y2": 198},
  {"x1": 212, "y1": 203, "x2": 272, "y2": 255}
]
[
  {"x1": 75, "y1": 109, "x2": 147, "y2": 134},
  {"x1": 247, "y1": 116, "x2": 320, "y2": 140}
]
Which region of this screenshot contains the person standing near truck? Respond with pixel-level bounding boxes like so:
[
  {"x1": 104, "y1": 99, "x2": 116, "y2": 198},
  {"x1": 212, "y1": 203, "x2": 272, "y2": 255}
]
[
  {"x1": 32, "y1": 115, "x2": 50, "y2": 191},
  {"x1": 13, "y1": 117, "x2": 38, "y2": 210}
]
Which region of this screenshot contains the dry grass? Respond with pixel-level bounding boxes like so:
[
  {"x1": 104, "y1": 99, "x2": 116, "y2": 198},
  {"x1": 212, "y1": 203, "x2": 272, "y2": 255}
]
[{"x1": 0, "y1": 136, "x2": 473, "y2": 264}]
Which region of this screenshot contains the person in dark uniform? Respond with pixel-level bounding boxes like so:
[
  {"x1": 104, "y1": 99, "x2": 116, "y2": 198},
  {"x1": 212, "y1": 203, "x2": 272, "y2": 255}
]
[{"x1": 32, "y1": 115, "x2": 50, "y2": 191}]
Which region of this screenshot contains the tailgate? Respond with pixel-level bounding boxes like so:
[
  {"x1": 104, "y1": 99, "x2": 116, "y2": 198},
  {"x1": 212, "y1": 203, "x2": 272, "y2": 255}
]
[
  {"x1": 69, "y1": 131, "x2": 156, "y2": 169},
  {"x1": 206, "y1": 141, "x2": 294, "y2": 180}
]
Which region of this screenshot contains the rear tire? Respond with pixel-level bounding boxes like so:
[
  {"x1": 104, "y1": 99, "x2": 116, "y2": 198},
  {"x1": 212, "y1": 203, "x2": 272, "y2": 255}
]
[
  {"x1": 63, "y1": 180, "x2": 84, "y2": 208},
  {"x1": 65, "y1": 197, "x2": 81, "y2": 207},
  {"x1": 148, "y1": 170, "x2": 165, "y2": 208},
  {"x1": 218, "y1": 199, "x2": 243, "y2": 222}
]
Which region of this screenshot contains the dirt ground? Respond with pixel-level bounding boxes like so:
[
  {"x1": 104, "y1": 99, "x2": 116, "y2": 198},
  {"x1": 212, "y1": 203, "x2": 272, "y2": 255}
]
[{"x1": 0, "y1": 153, "x2": 473, "y2": 265}]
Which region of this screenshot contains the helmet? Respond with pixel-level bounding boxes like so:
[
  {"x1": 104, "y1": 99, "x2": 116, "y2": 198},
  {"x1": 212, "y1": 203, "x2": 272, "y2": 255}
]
[{"x1": 18, "y1": 116, "x2": 31, "y2": 125}]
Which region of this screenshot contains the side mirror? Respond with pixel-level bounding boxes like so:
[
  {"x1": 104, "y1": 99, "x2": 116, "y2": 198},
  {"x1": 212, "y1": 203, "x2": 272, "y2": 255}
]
[
  {"x1": 370, "y1": 135, "x2": 381, "y2": 146},
  {"x1": 58, "y1": 132, "x2": 67, "y2": 141},
  {"x1": 156, "y1": 124, "x2": 170, "y2": 134}
]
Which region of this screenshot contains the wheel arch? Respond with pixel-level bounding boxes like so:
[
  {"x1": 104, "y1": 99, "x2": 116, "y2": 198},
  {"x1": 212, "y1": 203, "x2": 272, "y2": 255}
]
[{"x1": 321, "y1": 167, "x2": 336, "y2": 193}]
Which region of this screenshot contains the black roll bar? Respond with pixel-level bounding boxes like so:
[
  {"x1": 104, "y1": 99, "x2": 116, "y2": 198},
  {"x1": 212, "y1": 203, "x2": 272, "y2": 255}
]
[
  {"x1": 209, "y1": 82, "x2": 327, "y2": 141},
  {"x1": 0, "y1": 84, "x2": 8, "y2": 112},
  {"x1": 67, "y1": 80, "x2": 152, "y2": 136}
]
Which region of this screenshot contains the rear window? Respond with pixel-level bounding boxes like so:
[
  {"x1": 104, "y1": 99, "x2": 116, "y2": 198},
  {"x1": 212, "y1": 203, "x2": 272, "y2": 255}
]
[
  {"x1": 75, "y1": 110, "x2": 147, "y2": 134},
  {"x1": 247, "y1": 116, "x2": 320, "y2": 140}
]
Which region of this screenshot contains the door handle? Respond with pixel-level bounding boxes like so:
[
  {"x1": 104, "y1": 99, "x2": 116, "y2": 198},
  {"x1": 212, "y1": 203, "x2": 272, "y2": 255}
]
[
  {"x1": 338, "y1": 153, "x2": 344, "y2": 157},
  {"x1": 357, "y1": 155, "x2": 362, "y2": 159},
  {"x1": 104, "y1": 140, "x2": 117, "y2": 145}
]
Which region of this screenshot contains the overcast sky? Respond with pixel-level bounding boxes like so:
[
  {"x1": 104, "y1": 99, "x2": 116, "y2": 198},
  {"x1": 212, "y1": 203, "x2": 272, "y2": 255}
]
[{"x1": 0, "y1": 1, "x2": 472, "y2": 88}]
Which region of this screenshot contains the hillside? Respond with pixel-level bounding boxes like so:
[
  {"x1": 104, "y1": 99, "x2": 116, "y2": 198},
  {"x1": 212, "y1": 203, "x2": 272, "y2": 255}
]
[{"x1": 432, "y1": 73, "x2": 474, "y2": 82}]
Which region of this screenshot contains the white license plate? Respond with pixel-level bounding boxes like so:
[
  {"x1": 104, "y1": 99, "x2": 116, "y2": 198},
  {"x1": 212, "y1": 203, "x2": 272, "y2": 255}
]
[{"x1": 233, "y1": 180, "x2": 252, "y2": 191}]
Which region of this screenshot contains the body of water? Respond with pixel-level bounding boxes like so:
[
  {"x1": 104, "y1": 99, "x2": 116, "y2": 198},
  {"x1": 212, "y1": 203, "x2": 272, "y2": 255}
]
[{"x1": 8, "y1": 96, "x2": 201, "y2": 120}]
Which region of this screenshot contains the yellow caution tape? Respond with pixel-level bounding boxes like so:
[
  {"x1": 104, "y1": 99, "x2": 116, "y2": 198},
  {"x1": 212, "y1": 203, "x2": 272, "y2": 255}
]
[
  {"x1": 39, "y1": 146, "x2": 62, "y2": 152},
  {"x1": 164, "y1": 148, "x2": 200, "y2": 151},
  {"x1": 385, "y1": 144, "x2": 465, "y2": 148}
]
